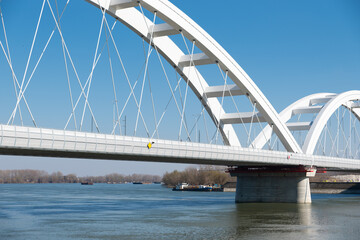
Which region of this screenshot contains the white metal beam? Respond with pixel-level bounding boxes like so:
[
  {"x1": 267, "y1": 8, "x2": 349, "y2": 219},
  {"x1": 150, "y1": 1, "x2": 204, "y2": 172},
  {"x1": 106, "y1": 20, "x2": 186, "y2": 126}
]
[
  {"x1": 310, "y1": 97, "x2": 334, "y2": 105},
  {"x1": 287, "y1": 122, "x2": 312, "y2": 131},
  {"x1": 109, "y1": 0, "x2": 137, "y2": 10},
  {"x1": 352, "y1": 102, "x2": 360, "y2": 108},
  {"x1": 221, "y1": 112, "x2": 265, "y2": 124},
  {"x1": 292, "y1": 106, "x2": 323, "y2": 115},
  {"x1": 178, "y1": 52, "x2": 212, "y2": 67},
  {"x1": 204, "y1": 84, "x2": 243, "y2": 98},
  {"x1": 151, "y1": 23, "x2": 178, "y2": 37}
]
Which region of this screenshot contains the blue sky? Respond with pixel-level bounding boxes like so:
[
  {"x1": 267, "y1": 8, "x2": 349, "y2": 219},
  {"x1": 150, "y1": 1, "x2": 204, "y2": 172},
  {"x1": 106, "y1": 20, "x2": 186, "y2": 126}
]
[{"x1": 0, "y1": 0, "x2": 359, "y2": 176}]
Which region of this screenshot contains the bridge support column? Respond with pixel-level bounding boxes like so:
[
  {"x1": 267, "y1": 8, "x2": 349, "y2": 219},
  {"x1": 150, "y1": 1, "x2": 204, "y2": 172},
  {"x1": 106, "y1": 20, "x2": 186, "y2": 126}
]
[{"x1": 228, "y1": 166, "x2": 316, "y2": 203}]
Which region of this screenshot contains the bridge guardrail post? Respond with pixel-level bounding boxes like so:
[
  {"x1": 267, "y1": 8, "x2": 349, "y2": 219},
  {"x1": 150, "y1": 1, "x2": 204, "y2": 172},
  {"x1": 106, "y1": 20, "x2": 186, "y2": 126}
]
[
  {"x1": 39, "y1": 127, "x2": 42, "y2": 149},
  {"x1": 62, "y1": 129, "x2": 65, "y2": 151},
  {"x1": 51, "y1": 129, "x2": 54, "y2": 149},
  {"x1": 0, "y1": 125, "x2": 2, "y2": 146},
  {"x1": 14, "y1": 126, "x2": 17, "y2": 147}
]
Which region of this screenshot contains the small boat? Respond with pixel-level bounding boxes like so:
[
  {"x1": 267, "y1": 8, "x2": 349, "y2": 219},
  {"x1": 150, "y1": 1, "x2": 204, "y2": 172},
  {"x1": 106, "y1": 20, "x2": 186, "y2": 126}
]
[
  {"x1": 172, "y1": 183, "x2": 189, "y2": 191},
  {"x1": 172, "y1": 183, "x2": 213, "y2": 192},
  {"x1": 133, "y1": 182, "x2": 143, "y2": 184},
  {"x1": 81, "y1": 182, "x2": 93, "y2": 185}
]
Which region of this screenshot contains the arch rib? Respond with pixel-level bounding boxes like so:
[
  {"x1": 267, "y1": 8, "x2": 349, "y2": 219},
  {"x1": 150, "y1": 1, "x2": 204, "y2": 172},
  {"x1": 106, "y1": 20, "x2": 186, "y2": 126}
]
[{"x1": 303, "y1": 90, "x2": 360, "y2": 155}]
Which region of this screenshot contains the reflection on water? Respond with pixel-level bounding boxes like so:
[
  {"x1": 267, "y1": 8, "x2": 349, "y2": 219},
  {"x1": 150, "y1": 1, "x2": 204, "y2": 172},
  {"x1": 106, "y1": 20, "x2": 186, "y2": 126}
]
[
  {"x1": 230, "y1": 203, "x2": 318, "y2": 239},
  {"x1": 0, "y1": 184, "x2": 359, "y2": 240}
]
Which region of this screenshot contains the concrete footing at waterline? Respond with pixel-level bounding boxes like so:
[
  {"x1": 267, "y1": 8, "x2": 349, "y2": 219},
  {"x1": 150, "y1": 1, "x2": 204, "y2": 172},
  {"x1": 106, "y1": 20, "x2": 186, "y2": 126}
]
[{"x1": 228, "y1": 166, "x2": 316, "y2": 203}]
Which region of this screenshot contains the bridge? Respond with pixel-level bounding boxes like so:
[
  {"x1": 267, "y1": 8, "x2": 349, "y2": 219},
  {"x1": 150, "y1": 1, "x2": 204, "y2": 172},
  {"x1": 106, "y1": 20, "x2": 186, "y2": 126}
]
[{"x1": 0, "y1": 0, "x2": 359, "y2": 203}]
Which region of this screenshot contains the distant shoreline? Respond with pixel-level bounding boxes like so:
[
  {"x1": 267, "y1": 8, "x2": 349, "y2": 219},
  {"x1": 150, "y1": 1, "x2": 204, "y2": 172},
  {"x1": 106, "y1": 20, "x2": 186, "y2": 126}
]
[{"x1": 0, "y1": 169, "x2": 162, "y2": 184}]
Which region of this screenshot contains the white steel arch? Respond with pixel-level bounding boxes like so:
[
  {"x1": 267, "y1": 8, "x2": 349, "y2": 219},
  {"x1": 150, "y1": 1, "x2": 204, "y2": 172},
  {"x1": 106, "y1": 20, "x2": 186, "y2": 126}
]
[
  {"x1": 87, "y1": 0, "x2": 302, "y2": 152},
  {"x1": 253, "y1": 91, "x2": 360, "y2": 155},
  {"x1": 252, "y1": 92, "x2": 336, "y2": 149},
  {"x1": 303, "y1": 90, "x2": 360, "y2": 154},
  {"x1": 87, "y1": 0, "x2": 240, "y2": 146}
]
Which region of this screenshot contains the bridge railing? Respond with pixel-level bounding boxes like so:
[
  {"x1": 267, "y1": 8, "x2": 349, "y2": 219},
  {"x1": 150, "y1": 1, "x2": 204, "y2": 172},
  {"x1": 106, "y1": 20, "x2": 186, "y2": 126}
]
[{"x1": 0, "y1": 124, "x2": 359, "y2": 169}]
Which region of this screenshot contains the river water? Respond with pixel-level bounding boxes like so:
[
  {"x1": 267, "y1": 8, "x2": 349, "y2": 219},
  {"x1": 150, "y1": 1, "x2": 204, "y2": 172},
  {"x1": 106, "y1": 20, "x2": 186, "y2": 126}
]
[{"x1": 0, "y1": 183, "x2": 359, "y2": 240}]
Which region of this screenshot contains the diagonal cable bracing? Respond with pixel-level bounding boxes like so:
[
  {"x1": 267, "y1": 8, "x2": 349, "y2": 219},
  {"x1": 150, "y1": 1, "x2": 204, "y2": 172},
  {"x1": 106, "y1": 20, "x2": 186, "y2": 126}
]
[
  {"x1": 178, "y1": 37, "x2": 195, "y2": 141},
  {"x1": 46, "y1": 0, "x2": 100, "y2": 132},
  {"x1": 173, "y1": 67, "x2": 191, "y2": 139},
  {"x1": 103, "y1": 22, "x2": 121, "y2": 135},
  {"x1": 325, "y1": 121, "x2": 336, "y2": 156},
  {"x1": 55, "y1": 0, "x2": 77, "y2": 130},
  {"x1": 215, "y1": 69, "x2": 228, "y2": 144},
  {"x1": 208, "y1": 63, "x2": 253, "y2": 147},
  {"x1": 138, "y1": 5, "x2": 160, "y2": 139},
  {"x1": 134, "y1": 6, "x2": 157, "y2": 137},
  {"x1": 7, "y1": 0, "x2": 46, "y2": 126},
  {"x1": 339, "y1": 107, "x2": 350, "y2": 157},
  {"x1": 79, "y1": 14, "x2": 104, "y2": 131},
  {"x1": 201, "y1": 105, "x2": 210, "y2": 143},
  {"x1": 0, "y1": 42, "x2": 35, "y2": 126},
  {"x1": 149, "y1": 43, "x2": 192, "y2": 140},
  {"x1": 222, "y1": 76, "x2": 251, "y2": 146},
  {"x1": 188, "y1": 110, "x2": 205, "y2": 139},
  {"x1": 100, "y1": 7, "x2": 150, "y2": 137},
  {"x1": 111, "y1": 60, "x2": 147, "y2": 135},
  {"x1": 8, "y1": 0, "x2": 70, "y2": 127},
  {"x1": 137, "y1": 4, "x2": 190, "y2": 140},
  {"x1": 353, "y1": 117, "x2": 360, "y2": 158},
  {"x1": 351, "y1": 116, "x2": 360, "y2": 158},
  {"x1": 329, "y1": 122, "x2": 338, "y2": 157},
  {"x1": 254, "y1": 108, "x2": 271, "y2": 150},
  {"x1": 247, "y1": 101, "x2": 257, "y2": 148},
  {"x1": 150, "y1": 73, "x2": 186, "y2": 140},
  {"x1": 0, "y1": 6, "x2": 24, "y2": 125},
  {"x1": 5, "y1": 0, "x2": 70, "y2": 128},
  {"x1": 146, "y1": 45, "x2": 160, "y2": 139},
  {"x1": 349, "y1": 106, "x2": 352, "y2": 157},
  {"x1": 179, "y1": 32, "x2": 240, "y2": 145},
  {"x1": 328, "y1": 118, "x2": 341, "y2": 157},
  {"x1": 336, "y1": 108, "x2": 340, "y2": 156},
  {"x1": 64, "y1": 21, "x2": 117, "y2": 130}
]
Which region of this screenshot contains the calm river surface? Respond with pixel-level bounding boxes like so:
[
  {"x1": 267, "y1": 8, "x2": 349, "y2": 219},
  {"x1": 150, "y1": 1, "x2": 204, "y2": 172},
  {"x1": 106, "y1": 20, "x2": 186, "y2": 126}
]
[{"x1": 0, "y1": 183, "x2": 360, "y2": 240}]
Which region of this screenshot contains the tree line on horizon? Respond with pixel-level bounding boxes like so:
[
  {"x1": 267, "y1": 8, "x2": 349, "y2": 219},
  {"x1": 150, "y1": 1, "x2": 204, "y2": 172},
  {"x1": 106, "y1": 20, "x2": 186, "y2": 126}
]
[
  {"x1": 162, "y1": 166, "x2": 233, "y2": 187},
  {"x1": 0, "y1": 169, "x2": 161, "y2": 184},
  {"x1": 0, "y1": 166, "x2": 233, "y2": 185}
]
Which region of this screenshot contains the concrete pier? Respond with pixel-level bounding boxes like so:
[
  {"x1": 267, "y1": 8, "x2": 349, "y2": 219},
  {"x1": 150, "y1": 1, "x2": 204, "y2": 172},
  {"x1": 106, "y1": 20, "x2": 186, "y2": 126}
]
[{"x1": 229, "y1": 166, "x2": 316, "y2": 203}]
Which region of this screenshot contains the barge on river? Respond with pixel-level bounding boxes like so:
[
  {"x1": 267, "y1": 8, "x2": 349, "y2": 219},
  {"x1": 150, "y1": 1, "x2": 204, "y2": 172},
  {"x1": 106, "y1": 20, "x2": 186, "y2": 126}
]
[{"x1": 172, "y1": 183, "x2": 223, "y2": 192}]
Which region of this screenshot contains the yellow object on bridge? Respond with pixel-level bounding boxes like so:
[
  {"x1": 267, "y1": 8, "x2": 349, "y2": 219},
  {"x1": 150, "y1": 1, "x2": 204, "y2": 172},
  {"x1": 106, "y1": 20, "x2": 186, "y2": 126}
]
[{"x1": 147, "y1": 142, "x2": 154, "y2": 149}]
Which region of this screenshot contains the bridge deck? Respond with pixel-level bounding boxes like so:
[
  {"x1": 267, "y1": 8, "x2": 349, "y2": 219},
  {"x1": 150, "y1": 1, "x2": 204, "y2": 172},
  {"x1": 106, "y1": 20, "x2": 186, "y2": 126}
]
[{"x1": 0, "y1": 125, "x2": 359, "y2": 169}]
